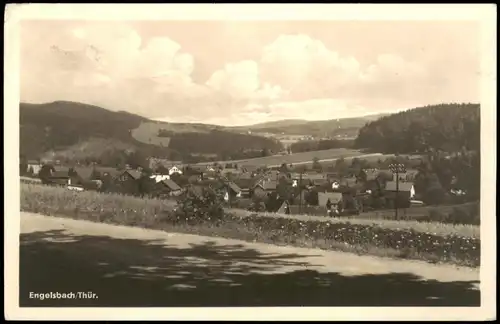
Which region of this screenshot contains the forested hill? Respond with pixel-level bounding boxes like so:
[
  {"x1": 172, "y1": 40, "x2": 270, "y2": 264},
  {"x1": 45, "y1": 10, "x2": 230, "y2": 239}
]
[
  {"x1": 354, "y1": 103, "x2": 480, "y2": 154},
  {"x1": 20, "y1": 101, "x2": 147, "y2": 158},
  {"x1": 19, "y1": 101, "x2": 283, "y2": 164}
]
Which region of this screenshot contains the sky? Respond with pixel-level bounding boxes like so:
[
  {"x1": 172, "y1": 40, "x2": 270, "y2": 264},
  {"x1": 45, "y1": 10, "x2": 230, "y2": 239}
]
[{"x1": 20, "y1": 20, "x2": 480, "y2": 126}]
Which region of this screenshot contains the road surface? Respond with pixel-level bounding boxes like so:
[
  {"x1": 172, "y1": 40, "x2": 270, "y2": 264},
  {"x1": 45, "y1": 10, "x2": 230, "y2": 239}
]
[{"x1": 19, "y1": 212, "x2": 480, "y2": 307}]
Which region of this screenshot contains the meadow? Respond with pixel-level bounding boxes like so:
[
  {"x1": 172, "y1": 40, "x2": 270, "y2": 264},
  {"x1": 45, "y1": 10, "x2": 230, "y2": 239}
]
[
  {"x1": 194, "y1": 148, "x2": 371, "y2": 167},
  {"x1": 20, "y1": 183, "x2": 480, "y2": 267}
]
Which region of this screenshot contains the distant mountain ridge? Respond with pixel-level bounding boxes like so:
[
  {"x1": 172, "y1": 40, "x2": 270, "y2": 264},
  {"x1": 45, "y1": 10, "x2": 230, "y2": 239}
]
[{"x1": 229, "y1": 113, "x2": 390, "y2": 138}]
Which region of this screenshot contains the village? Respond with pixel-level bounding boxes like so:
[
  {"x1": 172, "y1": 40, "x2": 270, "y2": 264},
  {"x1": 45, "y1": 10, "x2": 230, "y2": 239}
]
[{"x1": 21, "y1": 155, "x2": 421, "y2": 218}]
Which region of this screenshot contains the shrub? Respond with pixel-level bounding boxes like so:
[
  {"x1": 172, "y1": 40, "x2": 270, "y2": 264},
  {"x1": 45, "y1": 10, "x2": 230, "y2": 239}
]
[
  {"x1": 174, "y1": 186, "x2": 225, "y2": 224},
  {"x1": 427, "y1": 208, "x2": 448, "y2": 223},
  {"x1": 447, "y1": 203, "x2": 480, "y2": 225}
]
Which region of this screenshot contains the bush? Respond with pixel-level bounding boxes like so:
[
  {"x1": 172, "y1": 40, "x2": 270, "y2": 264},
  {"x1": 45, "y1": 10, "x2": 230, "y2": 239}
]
[
  {"x1": 447, "y1": 204, "x2": 480, "y2": 225},
  {"x1": 427, "y1": 208, "x2": 448, "y2": 223},
  {"x1": 174, "y1": 187, "x2": 225, "y2": 224}
]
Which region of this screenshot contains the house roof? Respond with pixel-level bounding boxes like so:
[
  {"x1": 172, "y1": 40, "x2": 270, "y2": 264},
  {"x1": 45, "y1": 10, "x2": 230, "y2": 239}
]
[
  {"x1": 238, "y1": 172, "x2": 254, "y2": 180},
  {"x1": 53, "y1": 166, "x2": 70, "y2": 173},
  {"x1": 226, "y1": 181, "x2": 242, "y2": 193},
  {"x1": 303, "y1": 173, "x2": 326, "y2": 181},
  {"x1": 240, "y1": 165, "x2": 260, "y2": 174},
  {"x1": 385, "y1": 181, "x2": 414, "y2": 192},
  {"x1": 187, "y1": 175, "x2": 201, "y2": 183},
  {"x1": 160, "y1": 179, "x2": 182, "y2": 191},
  {"x1": 312, "y1": 178, "x2": 329, "y2": 186},
  {"x1": 401, "y1": 169, "x2": 419, "y2": 180},
  {"x1": 364, "y1": 169, "x2": 380, "y2": 181},
  {"x1": 187, "y1": 165, "x2": 205, "y2": 173},
  {"x1": 255, "y1": 180, "x2": 277, "y2": 191},
  {"x1": 339, "y1": 177, "x2": 357, "y2": 187},
  {"x1": 73, "y1": 166, "x2": 94, "y2": 180},
  {"x1": 124, "y1": 170, "x2": 142, "y2": 180},
  {"x1": 94, "y1": 167, "x2": 120, "y2": 178},
  {"x1": 318, "y1": 192, "x2": 343, "y2": 206},
  {"x1": 233, "y1": 177, "x2": 255, "y2": 189},
  {"x1": 187, "y1": 185, "x2": 216, "y2": 198},
  {"x1": 51, "y1": 171, "x2": 70, "y2": 178}
]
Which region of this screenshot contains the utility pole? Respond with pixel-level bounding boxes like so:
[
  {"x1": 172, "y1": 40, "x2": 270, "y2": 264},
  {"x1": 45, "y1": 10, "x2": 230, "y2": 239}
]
[
  {"x1": 389, "y1": 163, "x2": 406, "y2": 221},
  {"x1": 298, "y1": 172, "x2": 303, "y2": 215}
]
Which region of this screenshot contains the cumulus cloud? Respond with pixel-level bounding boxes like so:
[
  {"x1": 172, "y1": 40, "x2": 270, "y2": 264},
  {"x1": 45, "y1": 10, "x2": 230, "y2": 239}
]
[
  {"x1": 20, "y1": 22, "x2": 478, "y2": 126},
  {"x1": 21, "y1": 22, "x2": 201, "y2": 117}
]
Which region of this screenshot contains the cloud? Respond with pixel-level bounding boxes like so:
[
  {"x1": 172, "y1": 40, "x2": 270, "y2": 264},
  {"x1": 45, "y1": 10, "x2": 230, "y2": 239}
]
[
  {"x1": 20, "y1": 23, "x2": 478, "y2": 126},
  {"x1": 21, "y1": 22, "x2": 198, "y2": 117}
]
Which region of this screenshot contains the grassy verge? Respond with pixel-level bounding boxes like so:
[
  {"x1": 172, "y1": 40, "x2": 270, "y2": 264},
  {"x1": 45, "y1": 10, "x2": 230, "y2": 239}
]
[{"x1": 20, "y1": 183, "x2": 480, "y2": 267}]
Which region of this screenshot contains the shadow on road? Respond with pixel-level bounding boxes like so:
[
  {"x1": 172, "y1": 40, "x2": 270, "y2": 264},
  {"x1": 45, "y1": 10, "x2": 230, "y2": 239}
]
[{"x1": 20, "y1": 229, "x2": 480, "y2": 307}]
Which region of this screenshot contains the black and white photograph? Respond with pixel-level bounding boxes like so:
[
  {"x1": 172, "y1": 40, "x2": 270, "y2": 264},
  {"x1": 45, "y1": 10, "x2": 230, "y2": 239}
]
[{"x1": 4, "y1": 3, "x2": 496, "y2": 321}]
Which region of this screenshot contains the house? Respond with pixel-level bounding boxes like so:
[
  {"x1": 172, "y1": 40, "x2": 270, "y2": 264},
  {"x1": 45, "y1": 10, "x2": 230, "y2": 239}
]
[
  {"x1": 148, "y1": 157, "x2": 183, "y2": 170},
  {"x1": 364, "y1": 169, "x2": 381, "y2": 181},
  {"x1": 205, "y1": 165, "x2": 217, "y2": 172},
  {"x1": 153, "y1": 179, "x2": 182, "y2": 198},
  {"x1": 114, "y1": 170, "x2": 142, "y2": 194},
  {"x1": 233, "y1": 177, "x2": 256, "y2": 198},
  {"x1": 93, "y1": 167, "x2": 120, "y2": 180},
  {"x1": 150, "y1": 174, "x2": 170, "y2": 183},
  {"x1": 390, "y1": 169, "x2": 419, "y2": 182},
  {"x1": 238, "y1": 172, "x2": 254, "y2": 180},
  {"x1": 220, "y1": 166, "x2": 240, "y2": 176},
  {"x1": 72, "y1": 166, "x2": 94, "y2": 183},
  {"x1": 240, "y1": 165, "x2": 259, "y2": 176},
  {"x1": 48, "y1": 166, "x2": 73, "y2": 186},
  {"x1": 253, "y1": 179, "x2": 277, "y2": 199},
  {"x1": 226, "y1": 181, "x2": 242, "y2": 197},
  {"x1": 318, "y1": 192, "x2": 343, "y2": 210},
  {"x1": 27, "y1": 160, "x2": 42, "y2": 175},
  {"x1": 203, "y1": 170, "x2": 219, "y2": 180},
  {"x1": 168, "y1": 165, "x2": 183, "y2": 176},
  {"x1": 339, "y1": 176, "x2": 358, "y2": 188},
  {"x1": 185, "y1": 184, "x2": 216, "y2": 200},
  {"x1": 311, "y1": 178, "x2": 329, "y2": 187},
  {"x1": 215, "y1": 181, "x2": 242, "y2": 205},
  {"x1": 384, "y1": 181, "x2": 415, "y2": 207}
]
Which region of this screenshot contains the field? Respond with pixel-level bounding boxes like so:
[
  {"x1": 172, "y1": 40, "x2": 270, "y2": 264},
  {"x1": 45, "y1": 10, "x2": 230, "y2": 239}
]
[
  {"x1": 194, "y1": 148, "x2": 373, "y2": 167},
  {"x1": 131, "y1": 121, "x2": 174, "y2": 146},
  {"x1": 352, "y1": 203, "x2": 480, "y2": 224},
  {"x1": 20, "y1": 183, "x2": 480, "y2": 267}
]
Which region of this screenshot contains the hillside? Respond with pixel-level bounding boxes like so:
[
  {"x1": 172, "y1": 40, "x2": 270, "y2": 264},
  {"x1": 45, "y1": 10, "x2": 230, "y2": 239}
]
[
  {"x1": 232, "y1": 113, "x2": 390, "y2": 138},
  {"x1": 354, "y1": 103, "x2": 480, "y2": 154},
  {"x1": 20, "y1": 101, "x2": 148, "y2": 158},
  {"x1": 19, "y1": 101, "x2": 283, "y2": 164}
]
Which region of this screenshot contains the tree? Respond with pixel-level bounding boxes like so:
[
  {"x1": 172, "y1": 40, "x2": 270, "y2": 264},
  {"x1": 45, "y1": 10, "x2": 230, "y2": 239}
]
[
  {"x1": 39, "y1": 164, "x2": 55, "y2": 184},
  {"x1": 155, "y1": 163, "x2": 169, "y2": 174},
  {"x1": 312, "y1": 157, "x2": 322, "y2": 171},
  {"x1": 279, "y1": 163, "x2": 289, "y2": 174},
  {"x1": 137, "y1": 169, "x2": 155, "y2": 197},
  {"x1": 276, "y1": 176, "x2": 293, "y2": 203},
  {"x1": 335, "y1": 157, "x2": 348, "y2": 176},
  {"x1": 356, "y1": 169, "x2": 367, "y2": 183},
  {"x1": 19, "y1": 155, "x2": 28, "y2": 176},
  {"x1": 175, "y1": 186, "x2": 225, "y2": 223},
  {"x1": 126, "y1": 150, "x2": 148, "y2": 169}
]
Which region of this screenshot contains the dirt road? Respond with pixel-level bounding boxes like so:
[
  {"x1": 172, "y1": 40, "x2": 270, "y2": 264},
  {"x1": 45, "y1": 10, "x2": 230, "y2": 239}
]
[{"x1": 19, "y1": 212, "x2": 479, "y2": 307}]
